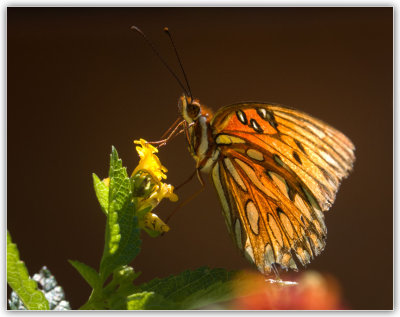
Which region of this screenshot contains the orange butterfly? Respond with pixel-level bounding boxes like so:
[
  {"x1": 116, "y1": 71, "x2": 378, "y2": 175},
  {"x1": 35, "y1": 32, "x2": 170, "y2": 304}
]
[
  {"x1": 176, "y1": 96, "x2": 355, "y2": 274},
  {"x1": 133, "y1": 26, "x2": 355, "y2": 275}
]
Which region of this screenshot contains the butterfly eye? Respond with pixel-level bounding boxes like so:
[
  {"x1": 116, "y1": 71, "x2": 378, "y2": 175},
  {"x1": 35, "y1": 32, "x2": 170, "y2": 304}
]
[{"x1": 187, "y1": 103, "x2": 201, "y2": 119}]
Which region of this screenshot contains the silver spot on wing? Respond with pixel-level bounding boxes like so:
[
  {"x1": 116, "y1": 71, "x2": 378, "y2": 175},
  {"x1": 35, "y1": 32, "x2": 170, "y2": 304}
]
[
  {"x1": 245, "y1": 200, "x2": 259, "y2": 234},
  {"x1": 211, "y1": 162, "x2": 231, "y2": 228},
  {"x1": 224, "y1": 158, "x2": 247, "y2": 191},
  {"x1": 250, "y1": 118, "x2": 263, "y2": 133},
  {"x1": 278, "y1": 211, "x2": 295, "y2": 239},
  {"x1": 234, "y1": 159, "x2": 278, "y2": 200},
  {"x1": 244, "y1": 244, "x2": 255, "y2": 263},
  {"x1": 215, "y1": 134, "x2": 246, "y2": 145},
  {"x1": 267, "y1": 213, "x2": 284, "y2": 246},
  {"x1": 264, "y1": 243, "x2": 275, "y2": 267},
  {"x1": 234, "y1": 219, "x2": 242, "y2": 250},
  {"x1": 268, "y1": 171, "x2": 290, "y2": 200},
  {"x1": 246, "y1": 148, "x2": 264, "y2": 161},
  {"x1": 236, "y1": 110, "x2": 248, "y2": 125}
]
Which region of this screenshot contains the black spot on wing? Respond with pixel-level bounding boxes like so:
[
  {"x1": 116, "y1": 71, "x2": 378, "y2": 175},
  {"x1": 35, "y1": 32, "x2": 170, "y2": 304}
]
[
  {"x1": 293, "y1": 151, "x2": 302, "y2": 165},
  {"x1": 250, "y1": 118, "x2": 264, "y2": 133},
  {"x1": 294, "y1": 139, "x2": 306, "y2": 154},
  {"x1": 268, "y1": 117, "x2": 279, "y2": 130},
  {"x1": 273, "y1": 154, "x2": 284, "y2": 167},
  {"x1": 320, "y1": 167, "x2": 338, "y2": 187},
  {"x1": 256, "y1": 108, "x2": 279, "y2": 130},
  {"x1": 236, "y1": 110, "x2": 248, "y2": 125},
  {"x1": 276, "y1": 207, "x2": 284, "y2": 214},
  {"x1": 287, "y1": 184, "x2": 295, "y2": 201},
  {"x1": 256, "y1": 107, "x2": 268, "y2": 119}
]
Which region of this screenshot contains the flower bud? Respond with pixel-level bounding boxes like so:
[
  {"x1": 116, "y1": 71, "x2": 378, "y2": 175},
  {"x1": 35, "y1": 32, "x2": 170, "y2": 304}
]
[{"x1": 131, "y1": 170, "x2": 156, "y2": 199}]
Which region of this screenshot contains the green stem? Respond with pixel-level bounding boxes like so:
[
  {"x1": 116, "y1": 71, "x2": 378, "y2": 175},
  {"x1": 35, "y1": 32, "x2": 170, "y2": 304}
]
[{"x1": 78, "y1": 288, "x2": 105, "y2": 310}]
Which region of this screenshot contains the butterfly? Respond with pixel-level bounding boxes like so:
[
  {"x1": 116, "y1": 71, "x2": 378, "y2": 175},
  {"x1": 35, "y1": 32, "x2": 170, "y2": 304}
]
[
  {"x1": 132, "y1": 26, "x2": 355, "y2": 275},
  {"x1": 176, "y1": 96, "x2": 355, "y2": 274}
]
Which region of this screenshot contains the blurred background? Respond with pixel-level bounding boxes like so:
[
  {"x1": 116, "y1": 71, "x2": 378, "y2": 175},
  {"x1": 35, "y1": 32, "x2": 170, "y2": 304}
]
[{"x1": 7, "y1": 7, "x2": 393, "y2": 309}]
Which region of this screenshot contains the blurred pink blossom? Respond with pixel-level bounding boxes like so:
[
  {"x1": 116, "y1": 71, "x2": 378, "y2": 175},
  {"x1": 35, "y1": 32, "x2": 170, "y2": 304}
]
[{"x1": 230, "y1": 270, "x2": 346, "y2": 310}]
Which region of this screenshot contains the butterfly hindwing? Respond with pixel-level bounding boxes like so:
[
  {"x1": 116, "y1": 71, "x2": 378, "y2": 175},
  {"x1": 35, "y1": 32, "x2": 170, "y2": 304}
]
[
  {"x1": 212, "y1": 146, "x2": 325, "y2": 273},
  {"x1": 209, "y1": 103, "x2": 355, "y2": 272}
]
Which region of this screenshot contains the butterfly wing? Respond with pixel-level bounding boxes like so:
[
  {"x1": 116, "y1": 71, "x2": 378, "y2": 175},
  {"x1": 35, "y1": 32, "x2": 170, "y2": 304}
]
[{"x1": 209, "y1": 102, "x2": 355, "y2": 273}]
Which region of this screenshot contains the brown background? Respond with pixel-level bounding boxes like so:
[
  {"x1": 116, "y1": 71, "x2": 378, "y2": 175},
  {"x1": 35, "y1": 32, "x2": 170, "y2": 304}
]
[{"x1": 8, "y1": 7, "x2": 393, "y2": 310}]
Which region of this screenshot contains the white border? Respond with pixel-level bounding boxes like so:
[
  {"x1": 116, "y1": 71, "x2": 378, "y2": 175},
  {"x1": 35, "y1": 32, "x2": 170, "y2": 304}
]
[
  {"x1": 2, "y1": 2, "x2": 395, "y2": 315},
  {"x1": 2, "y1": 0, "x2": 397, "y2": 6}
]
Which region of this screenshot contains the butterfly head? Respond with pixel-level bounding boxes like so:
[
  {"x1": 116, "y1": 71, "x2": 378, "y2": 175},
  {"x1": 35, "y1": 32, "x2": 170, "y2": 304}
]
[
  {"x1": 179, "y1": 95, "x2": 213, "y2": 123},
  {"x1": 179, "y1": 95, "x2": 201, "y2": 123}
]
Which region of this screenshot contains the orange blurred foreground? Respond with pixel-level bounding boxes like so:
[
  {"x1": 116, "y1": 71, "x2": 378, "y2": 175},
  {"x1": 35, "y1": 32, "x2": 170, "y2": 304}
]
[{"x1": 230, "y1": 270, "x2": 345, "y2": 310}]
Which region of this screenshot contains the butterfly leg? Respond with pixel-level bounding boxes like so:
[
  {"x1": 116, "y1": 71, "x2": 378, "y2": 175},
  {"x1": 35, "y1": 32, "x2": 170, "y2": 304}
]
[
  {"x1": 196, "y1": 168, "x2": 205, "y2": 187},
  {"x1": 148, "y1": 120, "x2": 186, "y2": 148},
  {"x1": 175, "y1": 169, "x2": 197, "y2": 191},
  {"x1": 148, "y1": 121, "x2": 195, "y2": 148},
  {"x1": 160, "y1": 116, "x2": 182, "y2": 139},
  {"x1": 164, "y1": 168, "x2": 205, "y2": 224}
]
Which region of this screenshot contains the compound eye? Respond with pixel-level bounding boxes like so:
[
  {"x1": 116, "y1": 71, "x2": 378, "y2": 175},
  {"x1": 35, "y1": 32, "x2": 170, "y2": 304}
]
[{"x1": 187, "y1": 103, "x2": 201, "y2": 119}]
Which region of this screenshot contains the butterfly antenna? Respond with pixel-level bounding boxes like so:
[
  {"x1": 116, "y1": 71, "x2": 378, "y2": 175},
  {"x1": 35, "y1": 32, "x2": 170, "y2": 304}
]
[
  {"x1": 130, "y1": 26, "x2": 190, "y2": 96},
  {"x1": 163, "y1": 27, "x2": 193, "y2": 99}
]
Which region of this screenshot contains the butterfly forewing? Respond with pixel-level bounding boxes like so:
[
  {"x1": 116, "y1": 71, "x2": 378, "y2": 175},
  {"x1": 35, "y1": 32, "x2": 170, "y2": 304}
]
[
  {"x1": 209, "y1": 103, "x2": 355, "y2": 273},
  {"x1": 270, "y1": 106, "x2": 355, "y2": 177}
]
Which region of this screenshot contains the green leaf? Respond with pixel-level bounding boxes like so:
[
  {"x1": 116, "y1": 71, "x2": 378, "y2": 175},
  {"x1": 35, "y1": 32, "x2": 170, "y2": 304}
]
[
  {"x1": 100, "y1": 266, "x2": 142, "y2": 310},
  {"x1": 126, "y1": 292, "x2": 175, "y2": 310},
  {"x1": 139, "y1": 267, "x2": 238, "y2": 309},
  {"x1": 99, "y1": 216, "x2": 140, "y2": 284},
  {"x1": 9, "y1": 266, "x2": 71, "y2": 311},
  {"x1": 93, "y1": 173, "x2": 109, "y2": 215},
  {"x1": 69, "y1": 260, "x2": 101, "y2": 290},
  {"x1": 99, "y1": 147, "x2": 141, "y2": 282},
  {"x1": 112, "y1": 266, "x2": 141, "y2": 288},
  {"x1": 179, "y1": 278, "x2": 236, "y2": 309},
  {"x1": 7, "y1": 231, "x2": 49, "y2": 310}
]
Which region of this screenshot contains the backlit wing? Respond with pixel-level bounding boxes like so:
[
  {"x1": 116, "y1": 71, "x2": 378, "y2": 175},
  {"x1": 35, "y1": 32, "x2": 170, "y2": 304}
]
[{"x1": 210, "y1": 103, "x2": 355, "y2": 273}]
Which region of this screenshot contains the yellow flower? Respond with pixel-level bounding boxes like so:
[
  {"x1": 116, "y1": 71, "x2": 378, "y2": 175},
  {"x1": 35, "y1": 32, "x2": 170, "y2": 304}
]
[
  {"x1": 100, "y1": 140, "x2": 177, "y2": 237},
  {"x1": 144, "y1": 182, "x2": 178, "y2": 208},
  {"x1": 132, "y1": 138, "x2": 167, "y2": 181},
  {"x1": 132, "y1": 138, "x2": 178, "y2": 210},
  {"x1": 139, "y1": 212, "x2": 170, "y2": 237}
]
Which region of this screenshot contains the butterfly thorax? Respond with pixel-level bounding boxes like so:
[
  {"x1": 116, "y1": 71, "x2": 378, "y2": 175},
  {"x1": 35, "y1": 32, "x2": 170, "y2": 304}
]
[{"x1": 179, "y1": 95, "x2": 220, "y2": 173}]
